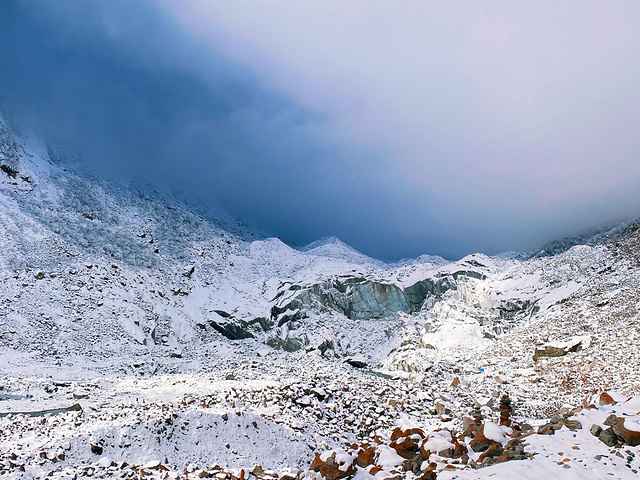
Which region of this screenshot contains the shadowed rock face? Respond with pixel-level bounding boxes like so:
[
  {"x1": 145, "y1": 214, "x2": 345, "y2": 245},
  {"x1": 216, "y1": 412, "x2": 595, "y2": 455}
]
[
  {"x1": 209, "y1": 320, "x2": 255, "y2": 340},
  {"x1": 270, "y1": 274, "x2": 471, "y2": 323},
  {"x1": 208, "y1": 315, "x2": 272, "y2": 341}
]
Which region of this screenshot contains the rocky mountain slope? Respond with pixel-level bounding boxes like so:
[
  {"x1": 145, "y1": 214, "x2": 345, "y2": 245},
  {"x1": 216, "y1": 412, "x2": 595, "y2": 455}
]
[{"x1": 1, "y1": 116, "x2": 640, "y2": 478}]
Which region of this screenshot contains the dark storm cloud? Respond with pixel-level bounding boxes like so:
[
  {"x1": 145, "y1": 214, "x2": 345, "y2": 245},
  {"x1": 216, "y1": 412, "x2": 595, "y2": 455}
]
[
  {"x1": 2, "y1": 1, "x2": 640, "y2": 260},
  {"x1": 0, "y1": 0, "x2": 424, "y2": 258}
]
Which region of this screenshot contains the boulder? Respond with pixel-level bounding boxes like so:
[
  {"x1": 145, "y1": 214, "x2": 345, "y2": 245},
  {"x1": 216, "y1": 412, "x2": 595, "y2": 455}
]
[
  {"x1": 415, "y1": 470, "x2": 437, "y2": 480},
  {"x1": 537, "y1": 415, "x2": 564, "y2": 435},
  {"x1": 598, "y1": 427, "x2": 618, "y2": 447},
  {"x1": 504, "y1": 438, "x2": 527, "y2": 461},
  {"x1": 533, "y1": 336, "x2": 590, "y2": 362},
  {"x1": 612, "y1": 417, "x2": 640, "y2": 446},
  {"x1": 440, "y1": 436, "x2": 468, "y2": 460},
  {"x1": 563, "y1": 419, "x2": 582, "y2": 431},
  {"x1": 401, "y1": 456, "x2": 424, "y2": 473},
  {"x1": 345, "y1": 357, "x2": 367, "y2": 369},
  {"x1": 309, "y1": 451, "x2": 356, "y2": 480},
  {"x1": 590, "y1": 424, "x2": 603, "y2": 437},
  {"x1": 469, "y1": 425, "x2": 501, "y2": 453},
  {"x1": 355, "y1": 445, "x2": 376, "y2": 468},
  {"x1": 90, "y1": 443, "x2": 103, "y2": 455},
  {"x1": 478, "y1": 443, "x2": 503, "y2": 463},
  {"x1": 266, "y1": 334, "x2": 308, "y2": 352},
  {"x1": 434, "y1": 401, "x2": 451, "y2": 416},
  {"x1": 599, "y1": 392, "x2": 615, "y2": 406},
  {"x1": 390, "y1": 428, "x2": 426, "y2": 459}
]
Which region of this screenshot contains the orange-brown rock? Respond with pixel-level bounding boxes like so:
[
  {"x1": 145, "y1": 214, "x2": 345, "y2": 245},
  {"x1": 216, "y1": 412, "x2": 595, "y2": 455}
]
[
  {"x1": 391, "y1": 427, "x2": 404, "y2": 441},
  {"x1": 419, "y1": 446, "x2": 431, "y2": 461},
  {"x1": 612, "y1": 417, "x2": 640, "y2": 446},
  {"x1": 452, "y1": 439, "x2": 468, "y2": 459},
  {"x1": 391, "y1": 427, "x2": 425, "y2": 441},
  {"x1": 415, "y1": 470, "x2": 437, "y2": 480},
  {"x1": 310, "y1": 452, "x2": 357, "y2": 480},
  {"x1": 356, "y1": 445, "x2": 377, "y2": 468},
  {"x1": 496, "y1": 451, "x2": 510, "y2": 463},
  {"x1": 469, "y1": 425, "x2": 501, "y2": 453},
  {"x1": 478, "y1": 443, "x2": 504, "y2": 462},
  {"x1": 599, "y1": 392, "x2": 615, "y2": 406},
  {"x1": 415, "y1": 462, "x2": 437, "y2": 480},
  {"x1": 390, "y1": 428, "x2": 426, "y2": 459},
  {"x1": 391, "y1": 437, "x2": 420, "y2": 459}
]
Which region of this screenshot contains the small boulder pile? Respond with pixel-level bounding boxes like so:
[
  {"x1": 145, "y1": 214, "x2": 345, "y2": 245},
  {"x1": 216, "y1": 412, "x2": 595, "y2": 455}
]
[
  {"x1": 308, "y1": 450, "x2": 358, "y2": 480},
  {"x1": 536, "y1": 415, "x2": 583, "y2": 435},
  {"x1": 590, "y1": 392, "x2": 640, "y2": 448},
  {"x1": 464, "y1": 396, "x2": 532, "y2": 467},
  {"x1": 306, "y1": 395, "x2": 535, "y2": 480},
  {"x1": 306, "y1": 430, "x2": 438, "y2": 480},
  {"x1": 306, "y1": 426, "x2": 466, "y2": 480}
]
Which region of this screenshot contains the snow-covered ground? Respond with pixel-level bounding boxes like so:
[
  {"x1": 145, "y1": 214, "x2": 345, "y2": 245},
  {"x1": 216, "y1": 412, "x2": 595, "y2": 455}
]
[{"x1": 1, "y1": 116, "x2": 640, "y2": 478}]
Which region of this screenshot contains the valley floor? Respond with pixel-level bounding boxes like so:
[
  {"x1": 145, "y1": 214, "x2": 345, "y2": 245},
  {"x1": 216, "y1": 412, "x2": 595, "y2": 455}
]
[{"x1": 1, "y1": 345, "x2": 640, "y2": 479}]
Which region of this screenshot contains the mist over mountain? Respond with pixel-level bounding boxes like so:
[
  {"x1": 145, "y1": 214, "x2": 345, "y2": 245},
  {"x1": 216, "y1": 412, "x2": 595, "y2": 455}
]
[{"x1": 2, "y1": 1, "x2": 640, "y2": 260}]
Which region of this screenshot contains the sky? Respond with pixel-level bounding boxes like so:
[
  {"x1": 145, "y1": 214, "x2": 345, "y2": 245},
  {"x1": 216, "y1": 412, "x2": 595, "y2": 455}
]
[{"x1": 1, "y1": 1, "x2": 640, "y2": 260}]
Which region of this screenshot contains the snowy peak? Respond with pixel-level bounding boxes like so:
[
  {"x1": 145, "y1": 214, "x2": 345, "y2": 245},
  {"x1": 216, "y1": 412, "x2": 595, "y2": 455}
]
[
  {"x1": 300, "y1": 235, "x2": 357, "y2": 255},
  {"x1": 300, "y1": 236, "x2": 382, "y2": 265}
]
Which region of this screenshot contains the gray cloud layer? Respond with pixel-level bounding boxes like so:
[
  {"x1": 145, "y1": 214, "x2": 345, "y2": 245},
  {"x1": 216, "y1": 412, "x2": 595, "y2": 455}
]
[{"x1": 1, "y1": 1, "x2": 640, "y2": 259}]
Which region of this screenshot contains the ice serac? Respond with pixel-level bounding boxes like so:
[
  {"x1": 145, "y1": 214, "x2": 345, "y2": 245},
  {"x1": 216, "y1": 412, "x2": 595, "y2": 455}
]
[{"x1": 270, "y1": 271, "x2": 482, "y2": 324}]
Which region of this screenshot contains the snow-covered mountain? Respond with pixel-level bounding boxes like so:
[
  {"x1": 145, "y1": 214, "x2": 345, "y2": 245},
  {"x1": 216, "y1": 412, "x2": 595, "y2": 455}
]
[{"x1": 1, "y1": 117, "x2": 640, "y2": 478}]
